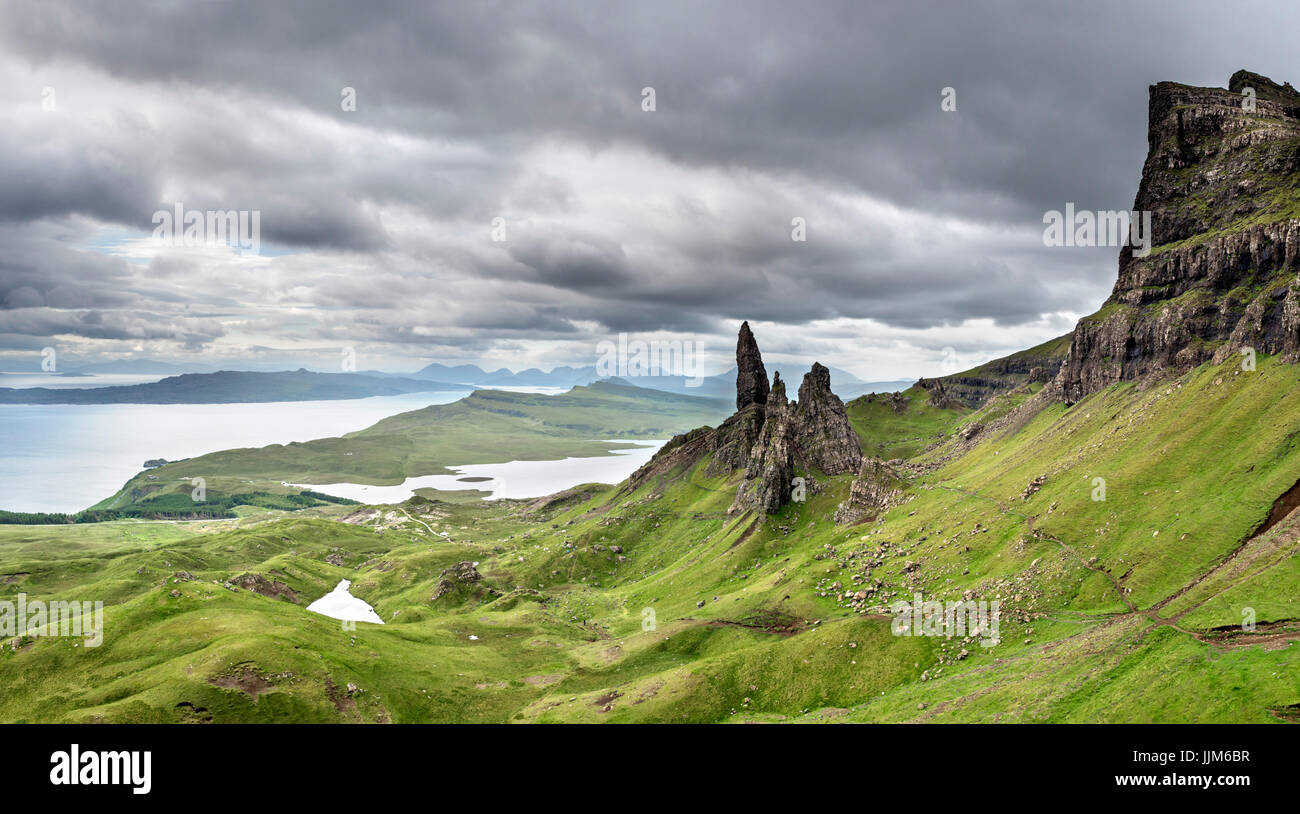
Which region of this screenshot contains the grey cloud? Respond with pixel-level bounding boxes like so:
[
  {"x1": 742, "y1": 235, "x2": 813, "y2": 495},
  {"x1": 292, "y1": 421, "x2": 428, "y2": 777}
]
[{"x1": 0, "y1": 0, "x2": 1294, "y2": 369}]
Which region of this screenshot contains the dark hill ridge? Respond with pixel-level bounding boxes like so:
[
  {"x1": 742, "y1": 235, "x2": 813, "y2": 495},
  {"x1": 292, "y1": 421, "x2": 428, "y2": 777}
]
[
  {"x1": 920, "y1": 334, "x2": 1071, "y2": 409},
  {"x1": 1055, "y1": 70, "x2": 1300, "y2": 403},
  {"x1": 0, "y1": 369, "x2": 464, "y2": 405}
]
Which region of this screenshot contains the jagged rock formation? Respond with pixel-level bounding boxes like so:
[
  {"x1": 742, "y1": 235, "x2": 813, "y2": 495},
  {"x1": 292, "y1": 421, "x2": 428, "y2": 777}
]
[
  {"x1": 703, "y1": 405, "x2": 766, "y2": 475},
  {"x1": 624, "y1": 326, "x2": 773, "y2": 490},
  {"x1": 731, "y1": 362, "x2": 864, "y2": 514},
  {"x1": 917, "y1": 376, "x2": 961, "y2": 409},
  {"x1": 735, "y1": 321, "x2": 770, "y2": 409},
  {"x1": 833, "y1": 457, "x2": 905, "y2": 524},
  {"x1": 1056, "y1": 70, "x2": 1300, "y2": 404},
  {"x1": 630, "y1": 324, "x2": 863, "y2": 516},
  {"x1": 732, "y1": 372, "x2": 794, "y2": 513},
  {"x1": 792, "y1": 364, "x2": 863, "y2": 476}
]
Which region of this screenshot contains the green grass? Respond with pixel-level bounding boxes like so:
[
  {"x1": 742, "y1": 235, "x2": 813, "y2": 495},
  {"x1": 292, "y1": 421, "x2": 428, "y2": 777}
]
[
  {"x1": 845, "y1": 386, "x2": 968, "y2": 459},
  {"x1": 2, "y1": 356, "x2": 1297, "y2": 723}
]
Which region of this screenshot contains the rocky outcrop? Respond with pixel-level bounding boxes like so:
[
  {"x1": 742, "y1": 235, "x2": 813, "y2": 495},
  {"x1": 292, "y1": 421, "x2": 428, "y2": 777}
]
[
  {"x1": 1055, "y1": 71, "x2": 1300, "y2": 404},
  {"x1": 735, "y1": 321, "x2": 770, "y2": 410},
  {"x1": 704, "y1": 405, "x2": 766, "y2": 475},
  {"x1": 917, "y1": 377, "x2": 961, "y2": 409},
  {"x1": 431, "y1": 561, "x2": 489, "y2": 602},
  {"x1": 926, "y1": 335, "x2": 1070, "y2": 409},
  {"x1": 628, "y1": 323, "x2": 774, "y2": 487},
  {"x1": 792, "y1": 364, "x2": 863, "y2": 476},
  {"x1": 731, "y1": 364, "x2": 864, "y2": 515},
  {"x1": 227, "y1": 573, "x2": 298, "y2": 603},
  {"x1": 632, "y1": 323, "x2": 863, "y2": 516},
  {"x1": 834, "y1": 457, "x2": 905, "y2": 524}
]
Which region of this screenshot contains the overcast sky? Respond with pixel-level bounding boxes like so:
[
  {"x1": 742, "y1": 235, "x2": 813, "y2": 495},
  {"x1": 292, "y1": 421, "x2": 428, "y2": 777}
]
[{"x1": 1, "y1": 0, "x2": 1297, "y2": 379}]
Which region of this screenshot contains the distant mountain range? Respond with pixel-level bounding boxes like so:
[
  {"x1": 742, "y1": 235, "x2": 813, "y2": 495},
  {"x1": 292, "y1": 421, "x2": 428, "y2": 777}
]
[
  {"x1": 412, "y1": 361, "x2": 913, "y2": 399},
  {"x1": 412, "y1": 362, "x2": 599, "y2": 387},
  {"x1": 0, "y1": 370, "x2": 464, "y2": 405},
  {"x1": 0, "y1": 357, "x2": 914, "y2": 404}
]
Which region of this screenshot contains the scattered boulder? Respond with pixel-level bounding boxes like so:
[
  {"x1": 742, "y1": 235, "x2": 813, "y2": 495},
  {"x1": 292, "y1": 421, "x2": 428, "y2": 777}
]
[{"x1": 227, "y1": 573, "x2": 298, "y2": 603}]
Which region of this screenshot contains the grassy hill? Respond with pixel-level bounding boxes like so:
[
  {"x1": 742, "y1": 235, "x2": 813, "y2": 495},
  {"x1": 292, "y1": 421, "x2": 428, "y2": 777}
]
[{"x1": 2, "y1": 353, "x2": 1295, "y2": 722}]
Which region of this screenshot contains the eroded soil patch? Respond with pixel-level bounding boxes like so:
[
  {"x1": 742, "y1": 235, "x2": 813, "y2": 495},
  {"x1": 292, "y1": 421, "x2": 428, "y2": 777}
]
[{"x1": 208, "y1": 663, "x2": 274, "y2": 700}]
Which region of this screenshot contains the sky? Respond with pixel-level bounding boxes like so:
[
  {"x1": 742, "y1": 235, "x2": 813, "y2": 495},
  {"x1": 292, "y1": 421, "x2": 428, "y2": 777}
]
[{"x1": 1, "y1": 0, "x2": 1297, "y2": 380}]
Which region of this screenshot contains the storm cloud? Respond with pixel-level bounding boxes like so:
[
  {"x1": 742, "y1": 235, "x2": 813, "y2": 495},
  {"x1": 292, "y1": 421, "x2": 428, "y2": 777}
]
[{"x1": 1, "y1": 0, "x2": 1296, "y2": 377}]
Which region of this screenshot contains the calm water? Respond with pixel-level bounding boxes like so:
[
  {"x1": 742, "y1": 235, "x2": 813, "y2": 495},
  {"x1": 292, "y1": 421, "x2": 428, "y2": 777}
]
[
  {"x1": 286, "y1": 440, "x2": 666, "y2": 504},
  {"x1": 0, "y1": 391, "x2": 471, "y2": 513}
]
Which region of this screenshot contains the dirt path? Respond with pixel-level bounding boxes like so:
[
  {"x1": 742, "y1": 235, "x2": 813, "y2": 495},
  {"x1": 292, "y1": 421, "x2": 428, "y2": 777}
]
[{"x1": 398, "y1": 507, "x2": 438, "y2": 536}]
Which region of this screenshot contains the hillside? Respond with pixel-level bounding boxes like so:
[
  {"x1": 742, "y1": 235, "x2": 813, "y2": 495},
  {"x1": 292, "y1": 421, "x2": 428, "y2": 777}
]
[
  {"x1": 919, "y1": 334, "x2": 1071, "y2": 409},
  {"x1": 2, "y1": 330, "x2": 1296, "y2": 722},
  {"x1": 86, "y1": 380, "x2": 732, "y2": 515}
]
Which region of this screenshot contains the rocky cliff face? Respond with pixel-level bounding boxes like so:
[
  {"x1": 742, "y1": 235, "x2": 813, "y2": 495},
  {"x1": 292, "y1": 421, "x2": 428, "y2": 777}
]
[
  {"x1": 630, "y1": 324, "x2": 862, "y2": 515},
  {"x1": 1056, "y1": 70, "x2": 1300, "y2": 404},
  {"x1": 925, "y1": 334, "x2": 1070, "y2": 409},
  {"x1": 833, "y1": 457, "x2": 904, "y2": 525}
]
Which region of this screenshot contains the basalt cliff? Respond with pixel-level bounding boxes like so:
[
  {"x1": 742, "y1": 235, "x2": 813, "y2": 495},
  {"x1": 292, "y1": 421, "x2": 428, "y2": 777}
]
[{"x1": 1054, "y1": 70, "x2": 1300, "y2": 403}]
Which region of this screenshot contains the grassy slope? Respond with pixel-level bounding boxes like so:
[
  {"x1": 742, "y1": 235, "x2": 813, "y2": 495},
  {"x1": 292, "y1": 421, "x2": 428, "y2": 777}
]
[
  {"x1": 845, "y1": 385, "x2": 969, "y2": 459},
  {"x1": 949, "y1": 333, "x2": 1072, "y2": 379},
  {"x1": 90, "y1": 381, "x2": 731, "y2": 513},
  {"x1": 2, "y1": 357, "x2": 1297, "y2": 722},
  {"x1": 927, "y1": 333, "x2": 1072, "y2": 408}
]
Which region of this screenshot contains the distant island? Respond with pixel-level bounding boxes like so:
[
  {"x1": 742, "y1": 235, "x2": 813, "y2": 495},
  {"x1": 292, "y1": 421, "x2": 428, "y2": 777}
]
[{"x1": 0, "y1": 369, "x2": 465, "y2": 405}]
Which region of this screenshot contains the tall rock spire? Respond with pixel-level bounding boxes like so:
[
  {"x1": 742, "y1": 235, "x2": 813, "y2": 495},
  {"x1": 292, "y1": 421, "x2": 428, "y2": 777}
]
[
  {"x1": 731, "y1": 371, "x2": 791, "y2": 514},
  {"x1": 735, "y1": 321, "x2": 770, "y2": 410}
]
